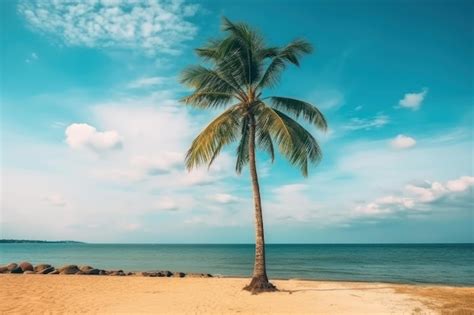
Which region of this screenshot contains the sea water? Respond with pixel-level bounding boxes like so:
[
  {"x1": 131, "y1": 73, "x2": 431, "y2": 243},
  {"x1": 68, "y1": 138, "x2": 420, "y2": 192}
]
[{"x1": 1, "y1": 243, "x2": 472, "y2": 285}]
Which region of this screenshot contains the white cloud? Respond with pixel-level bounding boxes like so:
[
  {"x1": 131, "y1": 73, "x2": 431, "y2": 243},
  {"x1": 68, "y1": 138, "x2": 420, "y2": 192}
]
[
  {"x1": 18, "y1": 0, "x2": 199, "y2": 55},
  {"x1": 65, "y1": 123, "x2": 122, "y2": 152},
  {"x1": 210, "y1": 193, "x2": 238, "y2": 204},
  {"x1": 398, "y1": 88, "x2": 428, "y2": 110},
  {"x1": 343, "y1": 113, "x2": 389, "y2": 131},
  {"x1": 405, "y1": 181, "x2": 446, "y2": 203},
  {"x1": 354, "y1": 176, "x2": 474, "y2": 218},
  {"x1": 446, "y1": 176, "x2": 474, "y2": 192},
  {"x1": 354, "y1": 105, "x2": 363, "y2": 111},
  {"x1": 390, "y1": 134, "x2": 416, "y2": 149},
  {"x1": 127, "y1": 76, "x2": 168, "y2": 89}
]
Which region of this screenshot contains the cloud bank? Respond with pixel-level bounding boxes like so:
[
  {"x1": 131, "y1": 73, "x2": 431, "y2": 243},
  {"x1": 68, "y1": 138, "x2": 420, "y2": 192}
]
[
  {"x1": 18, "y1": 0, "x2": 199, "y2": 55},
  {"x1": 354, "y1": 176, "x2": 474, "y2": 218}
]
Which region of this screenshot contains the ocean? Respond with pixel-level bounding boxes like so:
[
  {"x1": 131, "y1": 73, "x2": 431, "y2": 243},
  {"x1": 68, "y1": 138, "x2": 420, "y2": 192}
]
[{"x1": 1, "y1": 243, "x2": 472, "y2": 285}]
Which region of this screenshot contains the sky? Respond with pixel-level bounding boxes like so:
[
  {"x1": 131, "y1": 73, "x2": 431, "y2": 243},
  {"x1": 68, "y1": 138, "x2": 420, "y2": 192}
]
[{"x1": 0, "y1": 0, "x2": 473, "y2": 243}]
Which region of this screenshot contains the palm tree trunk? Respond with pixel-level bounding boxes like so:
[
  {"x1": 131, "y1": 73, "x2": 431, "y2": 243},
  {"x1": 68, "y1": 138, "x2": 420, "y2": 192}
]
[{"x1": 243, "y1": 114, "x2": 276, "y2": 293}]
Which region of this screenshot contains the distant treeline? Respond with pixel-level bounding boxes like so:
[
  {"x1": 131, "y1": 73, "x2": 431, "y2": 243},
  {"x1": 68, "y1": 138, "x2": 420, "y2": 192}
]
[{"x1": 0, "y1": 239, "x2": 84, "y2": 244}]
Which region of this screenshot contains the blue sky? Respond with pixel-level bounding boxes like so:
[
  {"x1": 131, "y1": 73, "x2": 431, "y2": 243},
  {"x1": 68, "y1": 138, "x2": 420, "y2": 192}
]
[{"x1": 1, "y1": 0, "x2": 473, "y2": 243}]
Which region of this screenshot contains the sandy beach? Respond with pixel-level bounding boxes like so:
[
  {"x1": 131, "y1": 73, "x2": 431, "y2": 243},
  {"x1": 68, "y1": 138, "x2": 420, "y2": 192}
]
[{"x1": 1, "y1": 275, "x2": 473, "y2": 314}]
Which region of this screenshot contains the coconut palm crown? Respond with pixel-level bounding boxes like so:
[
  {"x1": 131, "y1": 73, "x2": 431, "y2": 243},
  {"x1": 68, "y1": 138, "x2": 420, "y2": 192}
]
[{"x1": 180, "y1": 17, "x2": 327, "y2": 293}]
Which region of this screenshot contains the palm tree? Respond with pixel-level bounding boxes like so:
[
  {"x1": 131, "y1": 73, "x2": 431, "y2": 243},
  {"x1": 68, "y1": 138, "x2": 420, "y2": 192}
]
[{"x1": 180, "y1": 17, "x2": 327, "y2": 293}]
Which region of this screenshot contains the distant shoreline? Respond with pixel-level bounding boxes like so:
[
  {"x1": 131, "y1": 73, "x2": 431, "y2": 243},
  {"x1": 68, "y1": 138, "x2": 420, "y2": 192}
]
[
  {"x1": 1, "y1": 240, "x2": 472, "y2": 245},
  {"x1": 0, "y1": 239, "x2": 85, "y2": 244}
]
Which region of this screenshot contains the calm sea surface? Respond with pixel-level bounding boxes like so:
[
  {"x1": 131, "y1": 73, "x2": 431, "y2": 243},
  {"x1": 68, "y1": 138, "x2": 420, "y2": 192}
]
[{"x1": 1, "y1": 243, "x2": 472, "y2": 285}]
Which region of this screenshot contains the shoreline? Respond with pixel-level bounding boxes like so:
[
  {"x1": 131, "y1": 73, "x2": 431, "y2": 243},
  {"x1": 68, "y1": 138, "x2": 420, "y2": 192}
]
[
  {"x1": 2, "y1": 261, "x2": 472, "y2": 287},
  {"x1": 222, "y1": 275, "x2": 474, "y2": 288},
  {"x1": 1, "y1": 274, "x2": 473, "y2": 314}
]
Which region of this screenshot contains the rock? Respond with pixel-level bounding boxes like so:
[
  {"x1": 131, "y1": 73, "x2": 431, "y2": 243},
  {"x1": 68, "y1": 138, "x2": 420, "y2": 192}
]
[
  {"x1": 49, "y1": 270, "x2": 60, "y2": 275},
  {"x1": 149, "y1": 272, "x2": 161, "y2": 277},
  {"x1": 23, "y1": 270, "x2": 35, "y2": 274},
  {"x1": 160, "y1": 270, "x2": 173, "y2": 277},
  {"x1": 98, "y1": 270, "x2": 107, "y2": 275},
  {"x1": 127, "y1": 272, "x2": 133, "y2": 276},
  {"x1": 19, "y1": 262, "x2": 34, "y2": 272},
  {"x1": 11, "y1": 266, "x2": 23, "y2": 274},
  {"x1": 0, "y1": 266, "x2": 8, "y2": 273},
  {"x1": 7, "y1": 263, "x2": 18, "y2": 271},
  {"x1": 173, "y1": 272, "x2": 186, "y2": 278},
  {"x1": 133, "y1": 271, "x2": 172, "y2": 277},
  {"x1": 39, "y1": 266, "x2": 55, "y2": 274},
  {"x1": 80, "y1": 268, "x2": 100, "y2": 275},
  {"x1": 110, "y1": 270, "x2": 125, "y2": 276},
  {"x1": 77, "y1": 266, "x2": 100, "y2": 275},
  {"x1": 34, "y1": 264, "x2": 52, "y2": 272},
  {"x1": 79, "y1": 265, "x2": 94, "y2": 272},
  {"x1": 187, "y1": 273, "x2": 213, "y2": 278},
  {"x1": 58, "y1": 265, "x2": 80, "y2": 275}
]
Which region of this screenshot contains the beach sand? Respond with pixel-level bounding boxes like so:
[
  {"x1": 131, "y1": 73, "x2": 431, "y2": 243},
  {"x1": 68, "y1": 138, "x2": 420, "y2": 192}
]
[{"x1": 1, "y1": 275, "x2": 473, "y2": 314}]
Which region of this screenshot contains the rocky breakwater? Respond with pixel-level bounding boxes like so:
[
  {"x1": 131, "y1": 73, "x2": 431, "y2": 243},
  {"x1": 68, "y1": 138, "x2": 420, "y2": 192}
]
[{"x1": 0, "y1": 261, "x2": 213, "y2": 278}]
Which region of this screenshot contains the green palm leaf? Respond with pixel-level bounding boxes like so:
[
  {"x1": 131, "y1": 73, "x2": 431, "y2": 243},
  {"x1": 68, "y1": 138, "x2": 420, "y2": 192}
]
[
  {"x1": 257, "y1": 104, "x2": 321, "y2": 176},
  {"x1": 268, "y1": 96, "x2": 327, "y2": 130},
  {"x1": 256, "y1": 129, "x2": 275, "y2": 162},
  {"x1": 185, "y1": 104, "x2": 242, "y2": 170},
  {"x1": 182, "y1": 17, "x2": 326, "y2": 176},
  {"x1": 235, "y1": 115, "x2": 250, "y2": 173},
  {"x1": 180, "y1": 65, "x2": 245, "y2": 100},
  {"x1": 181, "y1": 91, "x2": 234, "y2": 109},
  {"x1": 258, "y1": 39, "x2": 313, "y2": 88}
]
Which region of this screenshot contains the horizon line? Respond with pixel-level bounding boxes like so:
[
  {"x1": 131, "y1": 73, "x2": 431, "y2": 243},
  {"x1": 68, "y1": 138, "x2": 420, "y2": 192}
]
[{"x1": 2, "y1": 240, "x2": 473, "y2": 245}]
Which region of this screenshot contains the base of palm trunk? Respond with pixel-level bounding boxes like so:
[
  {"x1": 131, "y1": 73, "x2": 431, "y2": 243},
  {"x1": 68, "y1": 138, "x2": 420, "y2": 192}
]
[{"x1": 243, "y1": 275, "x2": 277, "y2": 294}]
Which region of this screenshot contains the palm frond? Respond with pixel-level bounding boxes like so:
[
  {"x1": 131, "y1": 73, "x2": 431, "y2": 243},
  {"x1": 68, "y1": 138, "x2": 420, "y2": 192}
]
[
  {"x1": 274, "y1": 109, "x2": 322, "y2": 176},
  {"x1": 185, "y1": 104, "x2": 242, "y2": 170},
  {"x1": 221, "y1": 17, "x2": 263, "y2": 49},
  {"x1": 235, "y1": 115, "x2": 250, "y2": 173},
  {"x1": 180, "y1": 65, "x2": 245, "y2": 98},
  {"x1": 220, "y1": 17, "x2": 264, "y2": 87},
  {"x1": 257, "y1": 104, "x2": 295, "y2": 158},
  {"x1": 181, "y1": 91, "x2": 234, "y2": 109},
  {"x1": 256, "y1": 129, "x2": 275, "y2": 162},
  {"x1": 258, "y1": 104, "x2": 321, "y2": 176},
  {"x1": 182, "y1": 18, "x2": 324, "y2": 177},
  {"x1": 257, "y1": 39, "x2": 313, "y2": 88},
  {"x1": 257, "y1": 56, "x2": 285, "y2": 89},
  {"x1": 279, "y1": 39, "x2": 313, "y2": 66},
  {"x1": 268, "y1": 96, "x2": 327, "y2": 130}
]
